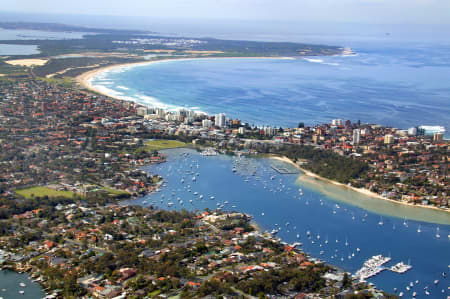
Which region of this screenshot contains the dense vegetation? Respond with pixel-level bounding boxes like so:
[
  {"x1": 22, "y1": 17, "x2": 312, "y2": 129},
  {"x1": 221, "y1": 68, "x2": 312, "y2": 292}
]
[{"x1": 280, "y1": 145, "x2": 368, "y2": 183}]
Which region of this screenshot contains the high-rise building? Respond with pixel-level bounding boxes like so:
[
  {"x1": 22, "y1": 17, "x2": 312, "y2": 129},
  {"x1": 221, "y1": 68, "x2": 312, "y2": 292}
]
[
  {"x1": 384, "y1": 134, "x2": 394, "y2": 144},
  {"x1": 238, "y1": 127, "x2": 246, "y2": 134},
  {"x1": 202, "y1": 119, "x2": 213, "y2": 128},
  {"x1": 352, "y1": 129, "x2": 360, "y2": 144},
  {"x1": 332, "y1": 119, "x2": 343, "y2": 126},
  {"x1": 155, "y1": 108, "x2": 165, "y2": 118},
  {"x1": 433, "y1": 132, "x2": 444, "y2": 142},
  {"x1": 408, "y1": 127, "x2": 417, "y2": 136},
  {"x1": 136, "y1": 107, "x2": 148, "y2": 117},
  {"x1": 264, "y1": 126, "x2": 276, "y2": 136},
  {"x1": 215, "y1": 113, "x2": 226, "y2": 127}
]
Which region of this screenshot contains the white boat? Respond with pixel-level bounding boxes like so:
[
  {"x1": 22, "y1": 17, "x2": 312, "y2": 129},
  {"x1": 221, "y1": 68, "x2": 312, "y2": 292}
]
[
  {"x1": 19, "y1": 283, "x2": 26, "y2": 287},
  {"x1": 436, "y1": 227, "x2": 440, "y2": 238},
  {"x1": 417, "y1": 225, "x2": 421, "y2": 233},
  {"x1": 378, "y1": 216, "x2": 384, "y2": 226},
  {"x1": 390, "y1": 262, "x2": 411, "y2": 273}
]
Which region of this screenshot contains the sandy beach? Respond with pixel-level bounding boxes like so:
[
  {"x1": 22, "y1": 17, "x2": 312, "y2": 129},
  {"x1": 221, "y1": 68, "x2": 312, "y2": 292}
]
[
  {"x1": 75, "y1": 56, "x2": 448, "y2": 216},
  {"x1": 75, "y1": 56, "x2": 295, "y2": 97},
  {"x1": 271, "y1": 155, "x2": 450, "y2": 214}
]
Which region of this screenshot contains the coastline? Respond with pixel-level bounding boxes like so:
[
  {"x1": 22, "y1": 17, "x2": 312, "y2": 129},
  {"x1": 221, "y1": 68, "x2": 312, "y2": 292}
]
[
  {"x1": 74, "y1": 56, "x2": 449, "y2": 217},
  {"x1": 75, "y1": 56, "x2": 296, "y2": 98},
  {"x1": 270, "y1": 155, "x2": 450, "y2": 215}
]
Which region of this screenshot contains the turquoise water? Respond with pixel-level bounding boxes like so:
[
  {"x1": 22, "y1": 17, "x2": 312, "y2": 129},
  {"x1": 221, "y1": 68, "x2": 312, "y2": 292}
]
[
  {"x1": 126, "y1": 148, "x2": 450, "y2": 298},
  {"x1": 0, "y1": 270, "x2": 45, "y2": 298},
  {"x1": 90, "y1": 43, "x2": 450, "y2": 135}
]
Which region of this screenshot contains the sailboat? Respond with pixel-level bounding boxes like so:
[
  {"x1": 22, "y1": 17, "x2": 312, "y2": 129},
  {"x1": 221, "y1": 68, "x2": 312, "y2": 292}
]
[
  {"x1": 436, "y1": 227, "x2": 440, "y2": 238},
  {"x1": 345, "y1": 237, "x2": 349, "y2": 246},
  {"x1": 378, "y1": 216, "x2": 384, "y2": 226},
  {"x1": 417, "y1": 225, "x2": 421, "y2": 233}
]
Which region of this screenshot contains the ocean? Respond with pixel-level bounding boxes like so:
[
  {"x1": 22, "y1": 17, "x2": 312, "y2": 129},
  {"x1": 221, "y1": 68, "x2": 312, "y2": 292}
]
[
  {"x1": 89, "y1": 40, "x2": 450, "y2": 136},
  {"x1": 125, "y1": 148, "x2": 450, "y2": 298}
]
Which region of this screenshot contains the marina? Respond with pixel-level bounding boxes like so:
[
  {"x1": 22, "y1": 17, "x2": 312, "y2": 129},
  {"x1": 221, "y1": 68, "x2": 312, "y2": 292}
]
[
  {"x1": 126, "y1": 148, "x2": 450, "y2": 298},
  {"x1": 0, "y1": 270, "x2": 45, "y2": 299}
]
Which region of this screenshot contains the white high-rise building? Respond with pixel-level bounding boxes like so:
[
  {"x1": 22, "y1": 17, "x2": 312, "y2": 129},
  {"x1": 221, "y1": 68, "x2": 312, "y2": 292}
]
[
  {"x1": 215, "y1": 113, "x2": 226, "y2": 127},
  {"x1": 137, "y1": 107, "x2": 148, "y2": 117},
  {"x1": 384, "y1": 134, "x2": 394, "y2": 144},
  {"x1": 332, "y1": 119, "x2": 343, "y2": 126},
  {"x1": 264, "y1": 126, "x2": 276, "y2": 136},
  {"x1": 202, "y1": 119, "x2": 213, "y2": 128},
  {"x1": 352, "y1": 129, "x2": 360, "y2": 144},
  {"x1": 155, "y1": 108, "x2": 165, "y2": 118},
  {"x1": 408, "y1": 127, "x2": 417, "y2": 136},
  {"x1": 238, "y1": 127, "x2": 246, "y2": 134}
]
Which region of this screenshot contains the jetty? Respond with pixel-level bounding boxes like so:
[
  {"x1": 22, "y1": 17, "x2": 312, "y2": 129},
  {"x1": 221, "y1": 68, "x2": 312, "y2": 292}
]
[{"x1": 271, "y1": 165, "x2": 299, "y2": 174}]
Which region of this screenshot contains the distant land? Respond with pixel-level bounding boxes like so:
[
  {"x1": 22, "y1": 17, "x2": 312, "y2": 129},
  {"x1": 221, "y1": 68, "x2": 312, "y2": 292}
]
[
  {"x1": 0, "y1": 21, "x2": 154, "y2": 35},
  {"x1": 0, "y1": 21, "x2": 345, "y2": 78}
]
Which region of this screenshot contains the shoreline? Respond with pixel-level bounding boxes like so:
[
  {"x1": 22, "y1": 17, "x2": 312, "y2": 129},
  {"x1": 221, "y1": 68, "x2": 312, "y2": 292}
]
[
  {"x1": 74, "y1": 56, "x2": 449, "y2": 217},
  {"x1": 270, "y1": 155, "x2": 450, "y2": 215},
  {"x1": 75, "y1": 56, "x2": 296, "y2": 98}
]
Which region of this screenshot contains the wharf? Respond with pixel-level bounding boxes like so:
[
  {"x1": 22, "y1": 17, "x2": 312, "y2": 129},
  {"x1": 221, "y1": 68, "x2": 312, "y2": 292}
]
[{"x1": 271, "y1": 165, "x2": 299, "y2": 174}]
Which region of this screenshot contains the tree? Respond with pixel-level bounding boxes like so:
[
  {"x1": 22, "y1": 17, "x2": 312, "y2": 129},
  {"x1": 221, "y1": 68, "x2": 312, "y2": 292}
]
[
  {"x1": 298, "y1": 122, "x2": 304, "y2": 128},
  {"x1": 342, "y1": 272, "x2": 352, "y2": 288}
]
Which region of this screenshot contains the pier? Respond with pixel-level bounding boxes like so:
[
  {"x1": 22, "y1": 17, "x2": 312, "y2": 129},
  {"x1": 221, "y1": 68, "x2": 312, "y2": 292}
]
[{"x1": 271, "y1": 165, "x2": 299, "y2": 174}]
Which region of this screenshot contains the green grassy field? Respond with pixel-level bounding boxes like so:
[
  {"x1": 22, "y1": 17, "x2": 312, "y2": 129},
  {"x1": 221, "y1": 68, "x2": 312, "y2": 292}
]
[
  {"x1": 101, "y1": 187, "x2": 130, "y2": 196},
  {"x1": 16, "y1": 186, "x2": 77, "y2": 199},
  {"x1": 146, "y1": 139, "x2": 186, "y2": 151}
]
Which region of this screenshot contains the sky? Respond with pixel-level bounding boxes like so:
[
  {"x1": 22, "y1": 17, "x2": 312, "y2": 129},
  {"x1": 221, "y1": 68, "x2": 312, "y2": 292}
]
[{"x1": 3, "y1": 0, "x2": 450, "y2": 25}]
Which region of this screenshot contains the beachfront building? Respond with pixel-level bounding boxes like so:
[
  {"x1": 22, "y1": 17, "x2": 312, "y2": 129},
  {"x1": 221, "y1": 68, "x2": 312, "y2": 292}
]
[
  {"x1": 384, "y1": 134, "x2": 394, "y2": 144},
  {"x1": 332, "y1": 119, "x2": 343, "y2": 126},
  {"x1": 215, "y1": 113, "x2": 226, "y2": 128},
  {"x1": 408, "y1": 127, "x2": 418, "y2": 136},
  {"x1": 433, "y1": 132, "x2": 444, "y2": 142},
  {"x1": 202, "y1": 119, "x2": 213, "y2": 128},
  {"x1": 264, "y1": 126, "x2": 276, "y2": 136},
  {"x1": 137, "y1": 106, "x2": 148, "y2": 117}
]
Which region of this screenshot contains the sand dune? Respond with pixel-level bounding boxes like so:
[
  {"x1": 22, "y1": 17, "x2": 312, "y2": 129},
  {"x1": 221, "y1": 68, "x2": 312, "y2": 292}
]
[{"x1": 6, "y1": 59, "x2": 48, "y2": 67}]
